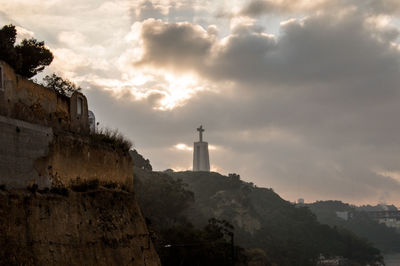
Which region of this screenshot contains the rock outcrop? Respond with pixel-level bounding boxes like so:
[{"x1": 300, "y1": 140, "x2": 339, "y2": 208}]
[{"x1": 0, "y1": 188, "x2": 161, "y2": 266}]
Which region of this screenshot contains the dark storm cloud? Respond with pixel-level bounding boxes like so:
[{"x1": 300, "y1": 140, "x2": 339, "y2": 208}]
[
  {"x1": 240, "y1": 0, "x2": 283, "y2": 16},
  {"x1": 137, "y1": 13, "x2": 400, "y2": 91},
  {"x1": 136, "y1": 19, "x2": 214, "y2": 70}
]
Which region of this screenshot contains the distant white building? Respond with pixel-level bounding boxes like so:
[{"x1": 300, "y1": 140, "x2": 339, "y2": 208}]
[{"x1": 297, "y1": 198, "x2": 305, "y2": 204}]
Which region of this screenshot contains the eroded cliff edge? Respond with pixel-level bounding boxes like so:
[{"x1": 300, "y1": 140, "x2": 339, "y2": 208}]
[{"x1": 0, "y1": 188, "x2": 161, "y2": 266}]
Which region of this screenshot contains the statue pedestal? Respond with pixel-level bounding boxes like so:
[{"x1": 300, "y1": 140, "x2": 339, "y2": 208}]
[{"x1": 193, "y1": 141, "x2": 210, "y2": 172}]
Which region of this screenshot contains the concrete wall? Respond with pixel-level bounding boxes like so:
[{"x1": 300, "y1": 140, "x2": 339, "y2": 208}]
[
  {"x1": 0, "y1": 115, "x2": 133, "y2": 190},
  {"x1": 0, "y1": 115, "x2": 53, "y2": 188},
  {"x1": 47, "y1": 133, "x2": 133, "y2": 190},
  {"x1": 0, "y1": 61, "x2": 60, "y2": 120},
  {"x1": 0, "y1": 60, "x2": 89, "y2": 134}
]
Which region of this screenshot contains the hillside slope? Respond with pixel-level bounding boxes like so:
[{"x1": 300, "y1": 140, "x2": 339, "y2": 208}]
[
  {"x1": 307, "y1": 200, "x2": 400, "y2": 253},
  {"x1": 166, "y1": 171, "x2": 382, "y2": 265}
]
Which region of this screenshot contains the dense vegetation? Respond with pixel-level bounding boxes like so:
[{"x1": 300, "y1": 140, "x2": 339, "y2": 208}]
[
  {"x1": 133, "y1": 166, "x2": 248, "y2": 265},
  {"x1": 131, "y1": 150, "x2": 383, "y2": 265},
  {"x1": 90, "y1": 127, "x2": 132, "y2": 151},
  {"x1": 307, "y1": 200, "x2": 400, "y2": 253},
  {"x1": 0, "y1": 24, "x2": 53, "y2": 78},
  {"x1": 167, "y1": 171, "x2": 383, "y2": 265}
]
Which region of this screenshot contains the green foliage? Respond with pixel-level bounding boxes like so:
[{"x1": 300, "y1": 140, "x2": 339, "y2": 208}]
[
  {"x1": 0, "y1": 24, "x2": 53, "y2": 78},
  {"x1": 42, "y1": 73, "x2": 81, "y2": 96}
]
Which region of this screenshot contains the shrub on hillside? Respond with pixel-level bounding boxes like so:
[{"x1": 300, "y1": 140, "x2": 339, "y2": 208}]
[{"x1": 90, "y1": 127, "x2": 132, "y2": 151}]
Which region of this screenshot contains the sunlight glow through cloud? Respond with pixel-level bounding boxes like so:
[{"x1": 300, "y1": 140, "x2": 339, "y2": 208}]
[
  {"x1": 127, "y1": 72, "x2": 207, "y2": 110},
  {"x1": 174, "y1": 143, "x2": 193, "y2": 151},
  {"x1": 174, "y1": 143, "x2": 219, "y2": 152},
  {"x1": 157, "y1": 73, "x2": 204, "y2": 110}
]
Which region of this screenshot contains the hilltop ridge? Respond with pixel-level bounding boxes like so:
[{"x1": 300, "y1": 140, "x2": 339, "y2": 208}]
[{"x1": 131, "y1": 148, "x2": 384, "y2": 266}]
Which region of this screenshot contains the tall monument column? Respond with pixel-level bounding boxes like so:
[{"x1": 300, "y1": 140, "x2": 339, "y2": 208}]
[{"x1": 193, "y1": 125, "x2": 210, "y2": 172}]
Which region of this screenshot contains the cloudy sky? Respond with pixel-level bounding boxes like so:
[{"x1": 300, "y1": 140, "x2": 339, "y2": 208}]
[{"x1": 2, "y1": 0, "x2": 400, "y2": 205}]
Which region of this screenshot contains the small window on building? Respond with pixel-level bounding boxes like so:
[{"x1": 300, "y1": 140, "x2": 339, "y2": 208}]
[
  {"x1": 0, "y1": 66, "x2": 3, "y2": 91},
  {"x1": 77, "y1": 97, "x2": 83, "y2": 116}
]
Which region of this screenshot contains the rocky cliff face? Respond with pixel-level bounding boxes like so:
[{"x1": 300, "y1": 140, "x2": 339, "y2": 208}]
[{"x1": 0, "y1": 188, "x2": 161, "y2": 266}]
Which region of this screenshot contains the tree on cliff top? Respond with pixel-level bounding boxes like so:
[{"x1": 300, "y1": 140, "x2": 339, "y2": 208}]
[
  {"x1": 0, "y1": 25, "x2": 18, "y2": 67},
  {"x1": 42, "y1": 73, "x2": 81, "y2": 96},
  {"x1": 0, "y1": 24, "x2": 53, "y2": 78}
]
